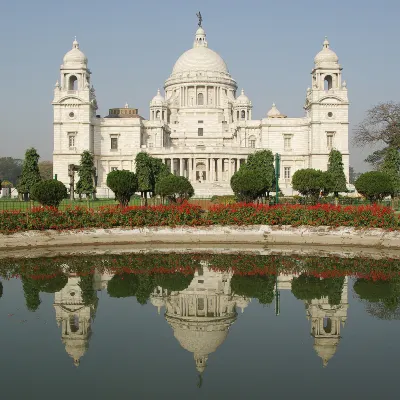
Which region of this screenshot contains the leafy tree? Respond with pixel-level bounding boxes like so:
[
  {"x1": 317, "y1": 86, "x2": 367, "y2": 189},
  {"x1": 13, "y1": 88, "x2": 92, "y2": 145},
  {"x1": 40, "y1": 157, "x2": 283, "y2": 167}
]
[
  {"x1": 327, "y1": 149, "x2": 347, "y2": 202},
  {"x1": 36, "y1": 273, "x2": 68, "y2": 293},
  {"x1": 0, "y1": 157, "x2": 23, "y2": 186},
  {"x1": 79, "y1": 275, "x2": 98, "y2": 306},
  {"x1": 291, "y1": 274, "x2": 345, "y2": 306},
  {"x1": 231, "y1": 274, "x2": 276, "y2": 305},
  {"x1": 246, "y1": 150, "x2": 275, "y2": 199},
  {"x1": 106, "y1": 170, "x2": 138, "y2": 207},
  {"x1": 107, "y1": 273, "x2": 139, "y2": 298},
  {"x1": 154, "y1": 272, "x2": 194, "y2": 292},
  {"x1": 291, "y1": 168, "x2": 325, "y2": 203},
  {"x1": 379, "y1": 147, "x2": 400, "y2": 198},
  {"x1": 17, "y1": 148, "x2": 42, "y2": 200},
  {"x1": 354, "y1": 278, "x2": 400, "y2": 315},
  {"x1": 135, "y1": 152, "x2": 153, "y2": 204},
  {"x1": 354, "y1": 102, "x2": 400, "y2": 168},
  {"x1": 230, "y1": 167, "x2": 266, "y2": 203},
  {"x1": 38, "y1": 161, "x2": 53, "y2": 180},
  {"x1": 150, "y1": 157, "x2": 171, "y2": 190},
  {"x1": 155, "y1": 175, "x2": 194, "y2": 203},
  {"x1": 76, "y1": 151, "x2": 96, "y2": 198},
  {"x1": 354, "y1": 171, "x2": 393, "y2": 203},
  {"x1": 30, "y1": 180, "x2": 68, "y2": 208},
  {"x1": 22, "y1": 277, "x2": 41, "y2": 312},
  {"x1": 135, "y1": 275, "x2": 156, "y2": 305}
]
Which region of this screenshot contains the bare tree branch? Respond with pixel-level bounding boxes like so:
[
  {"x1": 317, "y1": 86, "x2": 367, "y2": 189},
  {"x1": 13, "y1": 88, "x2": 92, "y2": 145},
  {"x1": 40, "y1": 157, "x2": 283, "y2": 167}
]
[{"x1": 353, "y1": 102, "x2": 400, "y2": 148}]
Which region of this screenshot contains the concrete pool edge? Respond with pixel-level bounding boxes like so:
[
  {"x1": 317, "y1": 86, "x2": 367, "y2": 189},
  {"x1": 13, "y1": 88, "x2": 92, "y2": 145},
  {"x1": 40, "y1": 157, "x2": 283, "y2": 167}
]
[{"x1": 1, "y1": 225, "x2": 400, "y2": 252}]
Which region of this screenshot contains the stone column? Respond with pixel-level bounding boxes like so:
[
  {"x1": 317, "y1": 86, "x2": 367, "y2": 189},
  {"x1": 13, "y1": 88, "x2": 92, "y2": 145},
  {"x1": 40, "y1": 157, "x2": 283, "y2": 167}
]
[
  {"x1": 179, "y1": 158, "x2": 183, "y2": 176},
  {"x1": 210, "y1": 158, "x2": 214, "y2": 182},
  {"x1": 217, "y1": 158, "x2": 222, "y2": 181},
  {"x1": 228, "y1": 158, "x2": 232, "y2": 180},
  {"x1": 170, "y1": 158, "x2": 174, "y2": 174}
]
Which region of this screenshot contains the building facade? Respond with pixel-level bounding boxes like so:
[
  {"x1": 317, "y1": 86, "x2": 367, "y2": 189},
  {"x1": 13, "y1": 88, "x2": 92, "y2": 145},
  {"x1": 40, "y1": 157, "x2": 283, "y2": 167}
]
[{"x1": 53, "y1": 23, "x2": 349, "y2": 197}]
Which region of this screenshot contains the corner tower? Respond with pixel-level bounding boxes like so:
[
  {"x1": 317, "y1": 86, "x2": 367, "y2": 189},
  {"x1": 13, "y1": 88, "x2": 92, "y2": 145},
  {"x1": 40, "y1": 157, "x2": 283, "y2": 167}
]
[
  {"x1": 304, "y1": 37, "x2": 349, "y2": 180},
  {"x1": 53, "y1": 39, "x2": 98, "y2": 186}
]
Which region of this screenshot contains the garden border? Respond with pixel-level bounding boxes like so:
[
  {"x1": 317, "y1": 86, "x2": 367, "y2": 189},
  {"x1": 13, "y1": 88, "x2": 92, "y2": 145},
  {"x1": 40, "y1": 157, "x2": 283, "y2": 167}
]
[{"x1": 1, "y1": 225, "x2": 400, "y2": 250}]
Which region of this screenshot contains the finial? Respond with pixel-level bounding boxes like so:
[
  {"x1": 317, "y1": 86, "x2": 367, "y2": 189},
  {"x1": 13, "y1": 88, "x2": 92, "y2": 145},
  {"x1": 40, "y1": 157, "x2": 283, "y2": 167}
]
[
  {"x1": 342, "y1": 80, "x2": 347, "y2": 88},
  {"x1": 272, "y1": 102, "x2": 276, "y2": 107},
  {"x1": 55, "y1": 80, "x2": 60, "y2": 88},
  {"x1": 323, "y1": 36, "x2": 329, "y2": 49},
  {"x1": 125, "y1": 102, "x2": 129, "y2": 108},
  {"x1": 157, "y1": 88, "x2": 161, "y2": 95},
  {"x1": 196, "y1": 11, "x2": 203, "y2": 27},
  {"x1": 73, "y1": 36, "x2": 79, "y2": 49},
  {"x1": 241, "y1": 89, "x2": 244, "y2": 95}
]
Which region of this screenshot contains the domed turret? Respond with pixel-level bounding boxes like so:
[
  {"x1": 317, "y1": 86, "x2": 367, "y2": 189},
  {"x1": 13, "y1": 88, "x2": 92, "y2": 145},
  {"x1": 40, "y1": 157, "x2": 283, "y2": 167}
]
[
  {"x1": 267, "y1": 103, "x2": 287, "y2": 118},
  {"x1": 314, "y1": 37, "x2": 339, "y2": 67},
  {"x1": 150, "y1": 89, "x2": 165, "y2": 106},
  {"x1": 63, "y1": 38, "x2": 88, "y2": 67},
  {"x1": 235, "y1": 89, "x2": 251, "y2": 105}
]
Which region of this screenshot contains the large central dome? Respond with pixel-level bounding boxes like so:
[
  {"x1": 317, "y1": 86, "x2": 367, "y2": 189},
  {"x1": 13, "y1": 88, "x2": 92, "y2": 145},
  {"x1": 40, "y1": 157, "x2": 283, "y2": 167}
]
[
  {"x1": 172, "y1": 47, "x2": 229, "y2": 75},
  {"x1": 170, "y1": 27, "x2": 229, "y2": 76}
]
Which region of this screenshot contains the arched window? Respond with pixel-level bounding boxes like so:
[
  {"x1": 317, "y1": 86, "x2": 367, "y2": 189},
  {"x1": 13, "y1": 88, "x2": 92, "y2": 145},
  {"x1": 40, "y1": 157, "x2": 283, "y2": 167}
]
[
  {"x1": 237, "y1": 110, "x2": 239, "y2": 120},
  {"x1": 156, "y1": 110, "x2": 160, "y2": 119},
  {"x1": 68, "y1": 75, "x2": 78, "y2": 91},
  {"x1": 323, "y1": 317, "x2": 332, "y2": 333},
  {"x1": 198, "y1": 92, "x2": 204, "y2": 105},
  {"x1": 69, "y1": 315, "x2": 79, "y2": 333},
  {"x1": 241, "y1": 110, "x2": 246, "y2": 119},
  {"x1": 324, "y1": 75, "x2": 332, "y2": 90}
]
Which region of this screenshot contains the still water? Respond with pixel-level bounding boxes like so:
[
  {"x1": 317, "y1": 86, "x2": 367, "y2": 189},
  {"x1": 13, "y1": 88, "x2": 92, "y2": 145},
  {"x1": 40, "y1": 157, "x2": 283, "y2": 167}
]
[{"x1": 0, "y1": 251, "x2": 399, "y2": 400}]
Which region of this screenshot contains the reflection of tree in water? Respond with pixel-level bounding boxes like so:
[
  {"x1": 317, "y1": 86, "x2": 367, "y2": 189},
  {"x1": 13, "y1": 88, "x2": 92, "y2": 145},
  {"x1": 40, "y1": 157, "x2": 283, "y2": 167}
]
[
  {"x1": 354, "y1": 278, "x2": 400, "y2": 320},
  {"x1": 231, "y1": 274, "x2": 276, "y2": 304},
  {"x1": 107, "y1": 272, "x2": 195, "y2": 304},
  {"x1": 0, "y1": 281, "x2": 3, "y2": 299},
  {"x1": 21, "y1": 273, "x2": 68, "y2": 312},
  {"x1": 291, "y1": 274, "x2": 345, "y2": 306}
]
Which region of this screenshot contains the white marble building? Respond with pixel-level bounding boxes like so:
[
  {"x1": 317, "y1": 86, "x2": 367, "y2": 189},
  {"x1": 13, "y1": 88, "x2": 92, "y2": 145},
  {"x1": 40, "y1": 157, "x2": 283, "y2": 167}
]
[{"x1": 53, "y1": 22, "x2": 349, "y2": 197}]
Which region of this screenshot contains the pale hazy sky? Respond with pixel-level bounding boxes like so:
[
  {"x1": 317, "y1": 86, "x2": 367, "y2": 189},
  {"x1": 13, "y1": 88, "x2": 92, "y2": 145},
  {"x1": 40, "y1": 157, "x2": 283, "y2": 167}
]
[{"x1": 1, "y1": 0, "x2": 399, "y2": 171}]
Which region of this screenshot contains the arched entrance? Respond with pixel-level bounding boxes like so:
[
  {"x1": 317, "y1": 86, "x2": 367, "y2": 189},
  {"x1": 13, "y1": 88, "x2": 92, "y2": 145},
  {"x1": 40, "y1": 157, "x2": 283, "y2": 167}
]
[{"x1": 196, "y1": 162, "x2": 206, "y2": 182}]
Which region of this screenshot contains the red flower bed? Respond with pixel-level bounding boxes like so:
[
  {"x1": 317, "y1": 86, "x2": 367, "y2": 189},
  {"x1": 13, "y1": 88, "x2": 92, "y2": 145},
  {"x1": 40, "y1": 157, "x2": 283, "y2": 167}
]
[
  {"x1": 207, "y1": 203, "x2": 399, "y2": 229},
  {"x1": 0, "y1": 203, "x2": 398, "y2": 234}
]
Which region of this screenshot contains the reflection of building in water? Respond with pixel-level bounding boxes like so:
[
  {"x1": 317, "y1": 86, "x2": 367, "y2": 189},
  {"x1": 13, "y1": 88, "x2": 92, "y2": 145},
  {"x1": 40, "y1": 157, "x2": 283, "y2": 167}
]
[
  {"x1": 151, "y1": 263, "x2": 250, "y2": 374},
  {"x1": 53, "y1": 273, "x2": 98, "y2": 366},
  {"x1": 307, "y1": 277, "x2": 348, "y2": 367},
  {"x1": 277, "y1": 274, "x2": 349, "y2": 367}
]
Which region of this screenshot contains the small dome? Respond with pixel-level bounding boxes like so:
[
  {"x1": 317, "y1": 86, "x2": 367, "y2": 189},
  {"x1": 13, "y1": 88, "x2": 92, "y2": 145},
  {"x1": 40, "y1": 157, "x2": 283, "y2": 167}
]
[
  {"x1": 150, "y1": 89, "x2": 165, "y2": 106},
  {"x1": 196, "y1": 26, "x2": 206, "y2": 36},
  {"x1": 63, "y1": 39, "x2": 88, "y2": 67},
  {"x1": 267, "y1": 103, "x2": 287, "y2": 118},
  {"x1": 314, "y1": 37, "x2": 338, "y2": 66},
  {"x1": 235, "y1": 89, "x2": 251, "y2": 105},
  {"x1": 313, "y1": 337, "x2": 339, "y2": 367}
]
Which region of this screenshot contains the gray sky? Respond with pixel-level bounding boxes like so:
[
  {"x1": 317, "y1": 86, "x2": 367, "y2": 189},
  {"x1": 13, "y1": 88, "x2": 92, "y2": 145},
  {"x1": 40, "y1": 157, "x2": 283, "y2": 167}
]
[{"x1": 1, "y1": 0, "x2": 399, "y2": 172}]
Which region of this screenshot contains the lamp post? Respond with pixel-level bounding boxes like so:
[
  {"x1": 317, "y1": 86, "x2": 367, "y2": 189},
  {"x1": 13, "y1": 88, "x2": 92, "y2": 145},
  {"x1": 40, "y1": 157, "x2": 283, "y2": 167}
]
[{"x1": 275, "y1": 153, "x2": 280, "y2": 205}]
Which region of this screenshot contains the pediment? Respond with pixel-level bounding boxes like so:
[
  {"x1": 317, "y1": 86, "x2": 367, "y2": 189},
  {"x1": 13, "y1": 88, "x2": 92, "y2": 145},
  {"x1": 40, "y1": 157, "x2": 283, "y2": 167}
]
[
  {"x1": 58, "y1": 96, "x2": 84, "y2": 106},
  {"x1": 319, "y1": 96, "x2": 343, "y2": 104}
]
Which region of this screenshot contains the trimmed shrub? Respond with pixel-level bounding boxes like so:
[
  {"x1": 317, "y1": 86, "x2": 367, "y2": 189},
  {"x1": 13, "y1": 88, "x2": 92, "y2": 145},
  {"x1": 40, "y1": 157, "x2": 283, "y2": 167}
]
[
  {"x1": 230, "y1": 168, "x2": 266, "y2": 203},
  {"x1": 292, "y1": 169, "x2": 325, "y2": 203},
  {"x1": 30, "y1": 180, "x2": 68, "y2": 208},
  {"x1": 355, "y1": 171, "x2": 393, "y2": 203},
  {"x1": 155, "y1": 175, "x2": 194, "y2": 203},
  {"x1": 106, "y1": 170, "x2": 138, "y2": 207}
]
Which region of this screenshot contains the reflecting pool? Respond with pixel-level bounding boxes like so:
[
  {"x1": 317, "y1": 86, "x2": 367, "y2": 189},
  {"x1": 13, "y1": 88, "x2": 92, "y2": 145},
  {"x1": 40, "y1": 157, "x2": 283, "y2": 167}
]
[{"x1": 0, "y1": 252, "x2": 399, "y2": 400}]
